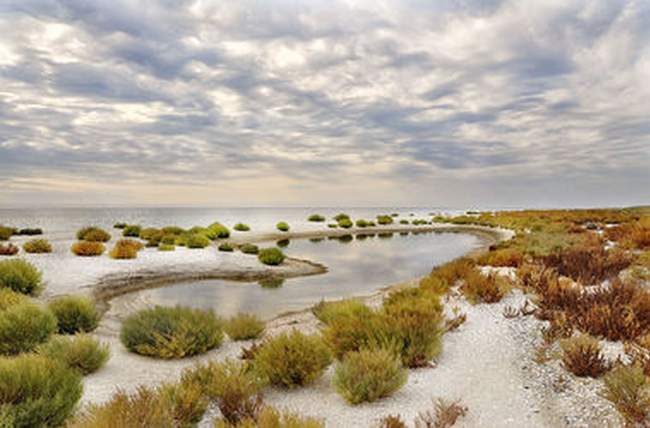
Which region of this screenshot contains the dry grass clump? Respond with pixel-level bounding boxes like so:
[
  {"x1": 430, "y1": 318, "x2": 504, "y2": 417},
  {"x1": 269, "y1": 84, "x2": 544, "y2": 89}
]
[
  {"x1": 0, "y1": 259, "x2": 43, "y2": 295},
  {"x1": 0, "y1": 226, "x2": 13, "y2": 241},
  {"x1": 332, "y1": 348, "x2": 407, "y2": 404},
  {"x1": 0, "y1": 353, "x2": 82, "y2": 428},
  {"x1": 0, "y1": 288, "x2": 28, "y2": 310},
  {"x1": 603, "y1": 366, "x2": 650, "y2": 426},
  {"x1": 0, "y1": 243, "x2": 19, "y2": 256},
  {"x1": 414, "y1": 398, "x2": 468, "y2": 428},
  {"x1": 311, "y1": 298, "x2": 372, "y2": 325},
  {"x1": 459, "y1": 268, "x2": 510, "y2": 304},
  {"x1": 224, "y1": 313, "x2": 265, "y2": 341},
  {"x1": 22, "y1": 239, "x2": 52, "y2": 254},
  {"x1": 36, "y1": 334, "x2": 110, "y2": 375},
  {"x1": 109, "y1": 239, "x2": 143, "y2": 259},
  {"x1": 47, "y1": 295, "x2": 100, "y2": 334},
  {"x1": 477, "y1": 247, "x2": 524, "y2": 267},
  {"x1": 0, "y1": 302, "x2": 57, "y2": 355},
  {"x1": 605, "y1": 219, "x2": 650, "y2": 249},
  {"x1": 122, "y1": 224, "x2": 142, "y2": 237},
  {"x1": 76, "y1": 226, "x2": 111, "y2": 242},
  {"x1": 213, "y1": 405, "x2": 324, "y2": 428},
  {"x1": 560, "y1": 334, "x2": 610, "y2": 377},
  {"x1": 120, "y1": 305, "x2": 223, "y2": 359},
  {"x1": 541, "y1": 243, "x2": 633, "y2": 285},
  {"x1": 428, "y1": 258, "x2": 475, "y2": 289},
  {"x1": 234, "y1": 223, "x2": 251, "y2": 232},
  {"x1": 253, "y1": 330, "x2": 332, "y2": 388},
  {"x1": 71, "y1": 241, "x2": 105, "y2": 257}
]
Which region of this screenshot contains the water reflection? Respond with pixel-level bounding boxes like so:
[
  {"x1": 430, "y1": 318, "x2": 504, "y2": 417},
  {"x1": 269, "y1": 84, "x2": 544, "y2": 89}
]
[{"x1": 113, "y1": 232, "x2": 482, "y2": 320}]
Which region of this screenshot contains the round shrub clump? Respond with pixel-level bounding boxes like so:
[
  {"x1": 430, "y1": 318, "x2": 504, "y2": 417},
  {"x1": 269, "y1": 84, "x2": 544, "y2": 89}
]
[
  {"x1": 224, "y1": 313, "x2": 265, "y2": 341},
  {"x1": 22, "y1": 239, "x2": 52, "y2": 254},
  {"x1": 122, "y1": 224, "x2": 142, "y2": 237},
  {"x1": 218, "y1": 242, "x2": 234, "y2": 252},
  {"x1": 71, "y1": 241, "x2": 105, "y2": 257},
  {"x1": 0, "y1": 259, "x2": 43, "y2": 295},
  {"x1": 0, "y1": 288, "x2": 28, "y2": 310},
  {"x1": 0, "y1": 302, "x2": 57, "y2": 355},
  {"x1": 257, "y1": 248, "x2": 285, "y2": 266},
  {"x1": 253, "y1": 330, "x2": 332, "y2": 388},
  {"x1": 0, "y1": 353, "x2": 82, "y2": 427},
  {"x1": 207, "y1": 223, "x2": 230, "y2": 239},
  {"x1": 308, "y1": 214, "x2": 325, "y2": 222},
  {"x1": 355, "y1": 219, "x2": 368, "y2": 228},
  {"x1": 187, "y1": 234, "x2": 210, "y2": 249},
  {"x1": 233, "y1": 223, "x2": 251, "y2": 232},
  {"x1": 377, "y1": 215, "x2": 394, "y2": 225},
  {"x1": 332, "y1": 348, "x2": 407, "y2": 404},
  {"x1": 48, "y1": 295, "x2": 100, "y2": 334},
  {"x1": 276, "y1": 222, "x2": 290, "y2": 232},
  {"x1": 0, "y1": 226, "x2": 13, "y2": 241},
  {"x1": 37, "y1": 334, "x2": 110, "y2": 375},
  {"x1": 338, "y1": 218, "x2": 353, "y2": 229},
  {"x1": 120, "y1": 306, "x2": 224, "y2": 359},
  {"x1": 0, "y1": 243, "x2": 19, "y2": 256},
  {"x1": 76, "y1": 226, "x2": 111, "y2": 242},
  {"x1": 240, "y1": 243, "x2": 259, "y2": 255},
  {"x1": 109, "y1": 239, "x2": 139, "y2": 260},
  {"x1": 161, "y1": 234, "x2": 177, "y2": 245}
]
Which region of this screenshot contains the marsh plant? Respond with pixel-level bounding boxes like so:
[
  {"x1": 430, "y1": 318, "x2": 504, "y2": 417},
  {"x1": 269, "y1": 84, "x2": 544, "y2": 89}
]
[
  {"x1": 122, "y1": 224, "x2": 142, "y2": 237},
  {"x1": 71, "y1": 241, "x2": 105, "y2": 257},
  {"x1": 308, "y1": 214, "x2": 325, "y2": 222},
  {"x1": 22, "y1": 239, "x2": 52, "y2": 254},
  {"x1": 36, "y1": 334, "x2": 110, "y2": 375},
  {"x1": 47, "y1": 295, "x2": 100, "y2": 334},
  {"x1": 239, "y1": 243, "x2": 259, "y2": 255},
  {"x1": 224, "y1": 313, "x2": 265, "y2": 341},
  {"x1": 276, "y1": 221, "x2": 290, "y2": 232},
  {"x1": 0, "y1": 302, "x2": 57, "y2": 355},
  {"x1": 258, "y1": 247, "x2": 285, "y2": 265},
  {"x1": 0, "y1": 259, "x2": 43, "y2": 295},
  {"x1": 234, "y1": 223, "x2": 251, "y2": 232},
  {"x1": 120, "y1": 306, "x2": 224, "y2": 359},
  {"x1": 76, "y1": 226, "x2": 111, "y2": 242},
  {"x1": 187, "y1": 234, "x2": 210, "y2": 249},
  {"x1": 219, "y1": 242, "x2": 235, "y2": 252}
]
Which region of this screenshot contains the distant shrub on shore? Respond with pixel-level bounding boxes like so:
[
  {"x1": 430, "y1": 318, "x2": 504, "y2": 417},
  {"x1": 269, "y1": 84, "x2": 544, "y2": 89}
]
[
  {"x1": 477, "y1": 248, "x2": 523, "y2": 267},
  {"x1": 122, "y1": 225, "x2": 142, "y2": 237},
  {"x1": 333, "y1": 348, "x2": 407, "y2": 404},
  {"x1": 327, "y1": 223, "x2": 338, "y2": 228},
  {"x1": 158, "y1": 244, "x2": 175, "y2": 251},
  {"x1": 138, "y1": 228, "x2": 161, "y2": 241},
  {"x1": 0, "y1": 259, "x2": 43, "y2": 295},
  {"x1": 0, "y1": 353, "x2": 82, "y2": 427},
  {"x1": 311, "y1": 299, "x2": 372, "y2": 325},
  {"x1": 355, "y1": 219, "x2": 369, "y2": 228},
  {"x1": 76, "y1": 226, "x2": 111, "y2": 242},
  {"x1": 334, "y1": 213, "x2": 350, "y2": 222},
  {"x1": 187, "y1": 234, "x2": 210, "y2": 249},
  {"x1": 224, "y1": 313, "x2": 265, "y2": 341},
  {"x1": 207, "y1": 222, "x2": 230, "y2": 239},
  {"x1": 0, "y1": 226, "x2": 14, "y2": 241},
  {"x1": 219, "y1": 242, "x2": 235, "y2": 252},
  {"x1": 109, "y1": 239, "x2": 140, "y2": 259},
  {"x1": 240, "y1": 243, "x2": 259, "y2": 255},
  {"x1": 120, "y1": 306, "x2": 223, "y2": 359},
  {"x1": 0, "y1": 243, "x2": 19, "y2": 256},
  {"x1": 37, "y1": 334, "x2": 110, "y2": 375},
  {"x1": 160, "y1": 234, "x2": 177, "y2": 245},
  {"x1": 48, "y1": 295, "x2": 99, "y2": 334},
  {"x1": 460, "y1": 268, "x2": 510, "y2": 304},
  {"x1": 338, "y1": 218, "x2": 353, "y2": 229},
  {"x1": 258, "y1": 248, "x2": 285, "y2": 265},
  {"x1": 16, "y1": 228, "x2": 43, "y2": 236},
  {"x1": 308, "y1": 214, "x2": 325, "y2": 222},
  {"x1": 377, "y1": 215, "x2": 394, "y2": 225},
  {"x1": 234, "y1": 223, "x2": 251, "y2": 232},
  {"x1": 22, "y1": 239, "x2": 52, "y2": 254},
  {"x1": 276, "y1": 221, "x2": 290, "y2": 232},
  {"x1": 113, "y1": 222, "x2": 127, "y2": 229},
  {"x1": 399, "y1": 219, "x2": 409, "y2": 225},
  {"x1": 253, "y1": 330, "x2": 332, "y2": 388},
  {"x1": 71, "y1": 241, "x2": 105, "y2": 257},
  {"x1": 0, "y1": 302, "x2": 57, "y2": 355}
]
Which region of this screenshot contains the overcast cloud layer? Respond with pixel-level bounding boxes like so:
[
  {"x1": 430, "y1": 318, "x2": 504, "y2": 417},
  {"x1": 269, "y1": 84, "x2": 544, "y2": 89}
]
[{"x1": 0, "y1": 0, "x2": 649, "y2": 208}]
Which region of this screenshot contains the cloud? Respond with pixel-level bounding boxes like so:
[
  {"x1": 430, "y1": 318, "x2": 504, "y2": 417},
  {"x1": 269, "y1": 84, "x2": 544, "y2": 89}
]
[{"x1": 0, "y1": 0, "x2": 648, "y2": 207}]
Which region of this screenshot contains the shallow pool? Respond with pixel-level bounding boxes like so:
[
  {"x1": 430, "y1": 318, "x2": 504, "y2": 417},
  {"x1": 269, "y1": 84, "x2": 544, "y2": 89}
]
[{"x1": 112, "y1": 231, "x2": 482, "y2": 319}]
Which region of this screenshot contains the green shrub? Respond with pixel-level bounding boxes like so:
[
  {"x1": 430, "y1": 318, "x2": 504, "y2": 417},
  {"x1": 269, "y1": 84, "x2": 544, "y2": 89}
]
[
  {"x1": 162, "y1": 226, "x2": 185, "y2": 235},
  {"x1": 37, "y1": 334, "x2": 110, "y2": 375},
  {"x1": 207, "y1": 223, "x2": 230, "y2": 239},
  {"x1": 76, "y1": 226, "x2": 111, "y2": 242},
  {"x1": 234, "y1": 223, "x2": 251, "y2": 232},
  {"x1": 253, "y1": 330, "x2": 332, "y2": 388},
  {"x1": 0, "y1": 243, "x2": 19, "y2": 256},
  {"x1": 0, "y1": 289, "x2": 28, "y2": 311},
  {"x1": 333, "y1": 348, "x2": 407, "y2": 404},
  {"x1": 276, "y1": 222, "x2": 290, "y2": 232},
  {"x1": 327, "y1": 223, "x2": 338, "y2": 228},
  {"x1": 187, "y1": 234, "x2": 210, "y2": 249},
  {"x1": 239, "y1": 244, "x2": 259, "y2": 255},
  {"x1": 603, "y1": 366, "x2": 650, "y2": 425},
  {"x1": 158, "y1": 244, "x2": 175, "y2": 251},
  {"x1": 160, "y1": 234, "x2": 177, "y2": 245},
  {"x1": 0, "y1": 354, "x2": 82, "y2": 428},
  {"x1": 308, "y1": 214, "x2": 325, "y2": 222},
  {"x1": 71, "y1": 241, "x2": 105, "y2": 257},
  {"x1": 219, "y1": 242, "x2": 235, "y2": 252},
  {"x1": 311, "y1": 299, "x2": 372, "y2": 325},
  {"x1": 338, "y1": 218, "x2": 353, "y2": 229},
  {"x1": 333, "y1": 213, "x2": 350, "y2": 222},
  {"x1": 48, "y1": 295, "x2": 99, "y2": 334},
  {"x1": 224, "y1": 313, "x2": 265, "y2": 341},
  {"x1": 22, "y1": 239, "x2": 52, "y2": 254},
  {"x1": 120, "y1": 306, "x2": 223, "y2": 359},
  {"x1": 109, "y1": 240, "x2": 139, "y2": 259},
  {"x1": 258, "y1": 248, "x2": 285, "y2": 266},
  {"x1": 213, "y1": 405, "x2": 324, "y2": 428},
  {"x1": 122, "y1": 225, "x2": 142, "y2": 237},
  {"x1": 0, "y1": 227, "x2": 13, "y2": 241},
  {"x1": 399, "y1": 219, "x2": 409, "y2": 225},
  {"x1": 139, "y1": 228, "x2": 161, "y2": 241},
  {"x1": 0, "y1": 259, "x2": 43, "y2": 295},
  {"x1": 113, "y1": 222, "x2": 127, "y2": 229},
  {"x1": 377, "y1": 215, "x2": 394, "y2": 225},
  {"x1": 0, "y1": 302, "x2": 57, "y2": 355},
  {"x1": 355, "y1": 219, "x2": 369, "y2": 228},
  {"x1": 460, "y1": 268, "x2": 510, "y2": 304}
]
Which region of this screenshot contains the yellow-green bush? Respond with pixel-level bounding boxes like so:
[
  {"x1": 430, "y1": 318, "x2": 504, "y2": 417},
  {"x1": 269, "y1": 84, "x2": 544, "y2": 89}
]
[
  {"x1": 0, "y1": 243, "x2": 19, "y2": 256},
  {"x1": 187, "y1": 234, "x2": 210, "y2": 249},
  {"x1": 332, "y1": 348, "x2": 407, "y2": 404},
  {"x1": 158, "y1": 244, "x2": 175, "y2": 251},
  {"x1": 213, "y1": 405, "x2": 324, "y2": 428},
  {"x1": 207, "y1": 223, "x2": 231, "y2": 239},
  {"x1": 0, "y1": 354, "x2": 82, "y2": 428},
  {"x1": 76, "y1": 226, "x2": 111, "y2": 242},
  {"x1": 253, "y1": 330, "x2": 332, "y2": 388},
  {"x1": 0, "y1": 259, "x2": 43, "y2": 296},
  {"x1": 122, "y1": 225, "x2": 142, "y2": 237},
  {"x1": 219, "y1": 242, "x2": 235, "y2": 252},
  {"x1": 224, "y1": 313, "x2": 265, "y2": 341},
  {"x1": 71, "y1": 241, "x2": 105, "y2": 257},
  {"x1": 603, "y1": 366, "x2": 650, "y2": 425},
  {"x1": 120, "y1": 306, "x2": 223, "y2": 359},
  {"x1": 234, "y1": 223, "x2": 251, "y2": 232},
  {"x1": 0, "y1": 302, "x2": 57, "y2": 355},
  {"x1": 239, "y1": 244, "x2": 259, "y2": 255},
  {"x1": 338, "y1": 218, "x2": 353, "y2": 229},
  {"x1": 0, "y1": 288, "x2": 28, "y2": 310},
  {"x1": 308, "y1": 214, "x2": 325, "y2": 222},
  {"x1": 37, "y1": 334, "x2": 110, "y2": 375},
  {"x1": 258, "y1": 248, "x2": 285, "y2": 266},
  {"x1": 109, "y1": 239, "x2": 139, "y2": 259},
  {"x1": 0, "y1": 226, "x2": 13, "y2": 241},
  {"x1": 47, "y1": 295, "x2": 99, "y2": 334},
  {"x1": 276, "y1": 222, "x2": 290, "y2": 232},
  {"x1": 311, "y1": 299, "x2": 372, "y2": 325},
  {"x1": 22, "y1": 239, "x2": 52, "y2": 254}
]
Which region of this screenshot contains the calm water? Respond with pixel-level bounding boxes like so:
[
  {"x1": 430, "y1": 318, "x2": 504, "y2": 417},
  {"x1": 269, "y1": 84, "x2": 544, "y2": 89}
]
[{"x1": 115, "y1": 231, "x2": 482, "y2": 319}]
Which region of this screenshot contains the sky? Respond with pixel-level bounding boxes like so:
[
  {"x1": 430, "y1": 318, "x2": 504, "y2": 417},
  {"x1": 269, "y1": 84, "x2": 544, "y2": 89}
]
[{"x1": 0, "y1": 0, "x2": 649, "y2": 209}]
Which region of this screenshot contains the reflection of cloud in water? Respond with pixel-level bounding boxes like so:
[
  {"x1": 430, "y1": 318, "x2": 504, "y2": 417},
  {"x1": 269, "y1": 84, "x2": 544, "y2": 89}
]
[{"x1": 137, "y1": 232, "x2": 481, "y2": 319}]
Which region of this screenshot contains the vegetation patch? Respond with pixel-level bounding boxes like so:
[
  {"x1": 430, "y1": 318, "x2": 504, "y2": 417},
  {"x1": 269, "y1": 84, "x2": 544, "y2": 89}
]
[
  {"x1": 308, "y1": 214, "x2": 325, "y2": 222},
  {"x1": 258, "y1": 247, "x2": 285, "y2": 265},
  {"x1": 377, "y1": 215, "x2": 394, "y2": 225},
  {"x1": 276, "y1": 222, "x2": 290, "y2": 232},
  {"x1": 603, "y1": 366, "x2": 650, "y2": 426},
  {"x1": 109, "y1": 239, "x2": 140, "y2": 259},
  {"x1": 122, "y1": 224, "x2": 142, "y2": 237},
  {"x1": 22, "y1": 239, "x2": 52, "y2": 254},
  {"x1": 0, "y1": 227, "x2": 14, "y2": 241},
  {"x1": 37, "y1": 334, "x2": 110, "y2": 375},
  {"x1": 224, "y1": 313, "x2": 265, "y2": 341},
  {"x1": 187, "y1": 234, "x2": 210, "y2": 249},
  {"x1": 48, "y1": 295, "x2": 99, "y2": 334},
  {"x1": 120, "y1": 305, "x2": 223, "y2": 359},
  {"x1": 158, "y1": 243, "x2": 175, "y2": 251},
  {"x1": 459, "y1": 268, "x2": 511, "y2": 304},
  {"x1": 207, "y1": 223, "x2": 230, "y2": 239},
  {"x1": 0, "y1": 288, "x2": 28, "y2": 310},
  {"x1": 113, "y1": 222, "x2": 127, "y2": 229},
  {"x1": 233, "y1": 223, "x2": 251, "y2": 232},
  {"x1": 240, "y1": 243, "x2": 259, "y2": 255},
  {"x1": 219, "y1": 242, "x2": 235, "y2": 252},
  {"x1": 71, "y1": 241, "x2": 105, "y2": 257},
  {"x1": 338, "y1": 218, "x2": 353, "y2": 229},
  {"x1": 332, "y1": 348, "x2": 407, "y2": 404},
  {"x1": 253, "y1": 330, "x2": 332, "y2": 388},
  {"x1": 560, "y1": 334, "x2": 610, "y2": 378},
  {"x1": 214, "y1": 405, "x2": 324, "y2": 428},
  {"x1": 0, "y1": 259, "x2": 43, "y2": 295},
  {"x1": 311, "y1": 298, "x2": 372, "y2": 325},
  {"x1": 76, "y1": 226, "x2": 111, "y2": 242},
  {"x1": 0, "y1": 302, "x2": 57, "y2": 355}
]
